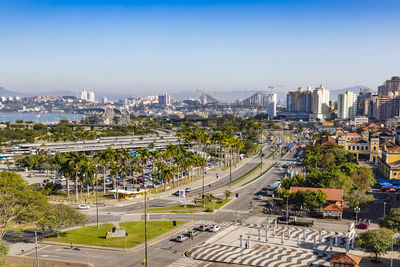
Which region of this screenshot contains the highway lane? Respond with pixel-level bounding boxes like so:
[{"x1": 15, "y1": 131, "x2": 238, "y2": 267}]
[{"x1": 94, "y1": 144, "x2": 273, "y2": 217}]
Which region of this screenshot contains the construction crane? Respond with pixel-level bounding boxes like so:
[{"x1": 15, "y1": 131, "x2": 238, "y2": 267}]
[{"x1": 267, "y1": 85, "x2": 284, "y2": 94}]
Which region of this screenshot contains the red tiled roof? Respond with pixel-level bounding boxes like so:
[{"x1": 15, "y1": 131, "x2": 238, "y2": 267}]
[
  {"x1": 347, "y1": 139, "x2": 368, "y2": 144},
  {"x1": 323, "y1": 203, "x2": 343, "y2": 211},
  {"x1": 387, "y1": 146, "x2": 400, "y2": 152},
  {"x1": 380, "y1": 140, "x2": 395, "y2": 147},
  {"x1": 290, "y1": 187, "x2": 343, "y2": 201},
  {"x1": 331, "y1": 253, "x2": 362, "y2": 264},
  {"x1": 338, "y1": 133, "x2": 360, "y2": 137}
]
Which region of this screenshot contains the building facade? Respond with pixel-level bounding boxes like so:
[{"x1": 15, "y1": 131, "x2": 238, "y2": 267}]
[
  {"x1": 311, "y1": 85, "x2": 330, "y2": 121},
  {"x1": 266, "y1": 92, "x2": 277, "y2": 118},
  {"x1": 337, "y1": 91, "x2": 357, "y2": 119},
  {"x1": 158, "y1": 94, "x2": 171, "y2": 106}
]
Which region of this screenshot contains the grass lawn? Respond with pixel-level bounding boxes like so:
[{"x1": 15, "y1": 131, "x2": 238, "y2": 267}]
[
  {"x1": 205, "y1": 199, "x2": 231, "y2": 212},
  {"x1": 45, "y1": 221, "x2": 185, "y2": 248},
  {"x1": 146, "y1": 205, "x2": 202, "y2": 213}
]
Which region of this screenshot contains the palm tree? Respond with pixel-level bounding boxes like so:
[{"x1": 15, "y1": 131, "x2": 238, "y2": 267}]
[
  {"x1": 116, "y1": 148, "x2": 131, "y2": 189},
  {"x1": 160, "y1": 164, "x2": 175, "y2": 191},
  {"x1": 81, "y1": 157, "x2": 97, "y2": 198},
  {"x1": 94, "y1": 147, "x2": 115, "y2": 193},
  {"x1": 65, "y1": 152, "x2": 84, "y2": 202}
]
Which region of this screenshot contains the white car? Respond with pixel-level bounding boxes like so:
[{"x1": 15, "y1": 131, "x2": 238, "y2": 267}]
[
  {"x1": 77, "y1": 204, "x2": 91, "y2": 210},
  {"x1": 209, "y1": 225, "x2": 220, "y2": 232},
  {"x1": 176, "y1": 235, "x2": 188, "y2": 242}
]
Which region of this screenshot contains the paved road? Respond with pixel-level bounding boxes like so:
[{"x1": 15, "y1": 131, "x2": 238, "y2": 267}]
[{"x1": 86, "y1": 144, "x2": 275, "y2": 222}]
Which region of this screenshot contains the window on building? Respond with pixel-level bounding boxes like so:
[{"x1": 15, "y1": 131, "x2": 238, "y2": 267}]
[
  {"x1": 374, "y1": 146, "x2": 377, "y2": 151},
  {"x1": 361, "y1": 146, "x2": 364, "y2": 150}
]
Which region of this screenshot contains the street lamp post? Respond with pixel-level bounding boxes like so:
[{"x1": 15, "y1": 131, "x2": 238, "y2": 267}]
[
  {"x1": 354, "y1": 206, "x2": 360, "y2": 223},
  {"x1": 21, "y1": 250, "x2": 25, "y2": 267},
  {"x1": 286, "y1": 194, "x2": 289, "y2": 226},
  {"x1": 384, "y1": 202, "x2": 387, "y2": 217},
  {"x1": 391, "y1": 233, "x2": 399, "y2": 267},
  {"x1": 260, "y1": 152, "x2": 265, "y2": 172}
]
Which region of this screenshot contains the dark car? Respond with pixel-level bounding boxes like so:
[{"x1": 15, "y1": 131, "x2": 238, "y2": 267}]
[
  {"x1": 186, "y1": 229, "x2": 198, "y2": 238},
  {"x1": 198, "y1": 225, "x2": 208, "y2": 231}
]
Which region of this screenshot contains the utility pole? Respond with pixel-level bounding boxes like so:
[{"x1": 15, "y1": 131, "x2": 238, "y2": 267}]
[
  {"x1": 144, "y1": 186, "x2": 148, "y2": 267},
  {"x1": 34, "y1": 231, "x2": 39, "y2": 267},
  {"x1": 229, "y1": 148, "x2": 232, "y2": 184},
  {"x1": 202, "y1": 167, "x2": 205, "y2": 207},
  {"x1": 95, "y1": 180, "x2": 99, "y2": 229},
  {"x1": 286, "y1": 195, "x2": 289, "y2": 226}
]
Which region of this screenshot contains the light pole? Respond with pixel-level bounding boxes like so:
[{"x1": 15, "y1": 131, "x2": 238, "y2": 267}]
[
  {"x1": 286, "y1": 194, "x2": 289, "y2": 225},
  {"x1": 391, "y1": 233, "x2": 399, "y2": 267},
  {"x1": 21, "y1": 250, "x2": 25, "y2": 267},
  {"x1": 354, "y1": 206, "x2": 360, "y2": 223},
  {"x1": 260, "y1": 152, "x2": 265, "y2": 172},
  {"x1": 384, "y1": 201, "x2": 387, "y2": 217}
]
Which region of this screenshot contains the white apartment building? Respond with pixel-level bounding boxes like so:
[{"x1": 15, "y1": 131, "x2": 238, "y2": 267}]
[
  {"x1": 337, "y1": 91, "x2": 357, "y2": 119},
  {"x1": 311, "y1": 85, "x2": 330, "y2": 121},
  {"x1": 80, "y1": 89, "x2": 88, "y2": 101},
  {"x1": 266, "y1": 92, "x2": 277, "y2": 118},
  {"x1": 88, "y1": 90, "x2": 95, "y2": 102}
]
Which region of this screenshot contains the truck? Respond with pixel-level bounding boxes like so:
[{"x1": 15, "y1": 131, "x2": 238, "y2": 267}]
[
  {"x1": 289, "y1": 217, "x2": 314, "y2": 227},
  {"x1": 266, "y1": 181, "x2": 281, "y2": 196}
]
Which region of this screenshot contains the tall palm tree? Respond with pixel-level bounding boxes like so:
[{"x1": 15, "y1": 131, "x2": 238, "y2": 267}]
[
  {"x1": 94, "y1": 147, "x2": 115, "y2": 193},
  {"x1": 65, "y1": 152, "x2": 84, "y2": 202},
  {"x1": 81, "y1": 157, "x2": 97, "y2": 198},
  {"x1": 117, "y1": 148, "x2": 131, "y2": 189}
]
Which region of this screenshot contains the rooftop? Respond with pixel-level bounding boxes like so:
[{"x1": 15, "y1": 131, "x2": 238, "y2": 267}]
[
  {"x1": 290, "y1": 187, "x2": 343, "y2": 201},
  {"x1": 331, "y1": 253, "x2": 362, "y2": 265}
]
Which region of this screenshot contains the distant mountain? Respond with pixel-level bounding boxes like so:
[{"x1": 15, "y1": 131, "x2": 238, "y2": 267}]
[{"x1": 0, "y1": 87, "x2": 23, "y2": 97}]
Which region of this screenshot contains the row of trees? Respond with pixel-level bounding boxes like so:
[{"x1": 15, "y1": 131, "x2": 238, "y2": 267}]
[
  {"x1": 281, "y1": 145, "x2": 375, "y2": 209},
  {"x1": 17, "y1": 144, "x2": 208, "y2": 202}
]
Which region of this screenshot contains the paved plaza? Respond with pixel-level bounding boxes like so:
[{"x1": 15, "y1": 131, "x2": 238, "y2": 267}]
[{"x1": 188, "y1": 221, "x2": 360, "y2": 267}]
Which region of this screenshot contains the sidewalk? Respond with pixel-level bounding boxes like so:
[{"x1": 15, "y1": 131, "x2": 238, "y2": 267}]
[{"x1": 106, "y1": 148, "x2": 265, "y2": 208}]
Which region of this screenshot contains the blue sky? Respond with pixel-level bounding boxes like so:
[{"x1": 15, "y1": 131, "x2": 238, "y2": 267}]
[{"x1": 0, "y1": 0, "x2": 399, "y2": 95}]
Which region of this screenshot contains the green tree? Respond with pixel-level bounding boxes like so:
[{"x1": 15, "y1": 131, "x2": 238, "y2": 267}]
[
  {"x1": 0, "y1": 242, "x2": 9, "y2": 265},
  {"x1": 379, "y1": 208, "x2": 400, "y2": 233},
  {"x1": 38, "y1": 204, "x2": 87, "y2": 238},
  {"x1": 356, "y1": 228, "x2": 396, "y2": 262},
  {"x1": 224, "y1": 190, "x2": 231, "y2": 200},
  {"x1": 346, "y1": 189, "x2": 374, "y2": 209},
  {"x1": 0, "y1": 171, "x2": 47, "y2": 240}
]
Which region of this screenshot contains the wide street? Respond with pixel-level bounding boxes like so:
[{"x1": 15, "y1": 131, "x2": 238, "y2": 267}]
[{"x1": 15, "y1": 139, "x2": 352, "y2": 267}]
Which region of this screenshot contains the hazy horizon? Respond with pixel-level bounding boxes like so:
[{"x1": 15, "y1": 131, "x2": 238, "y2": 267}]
[{"x1": 0, "y1": 0, "x2": 399, "y2": 94}]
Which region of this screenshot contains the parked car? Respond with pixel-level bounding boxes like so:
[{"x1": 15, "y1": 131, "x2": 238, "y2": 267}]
[
  {"x1": 198, "y1": 224, "x2": 208, "y2": 231},
  {"x1": 208, "y1": 225, "x2": 220, "y2": 232},
  {"x1": 77, "y1": 204, "x2": 90, "y2": 210},
  {"x1": 356, "y1": 223, "x2": 368, "y2": 229},
  {"x1": 176, "y1": 235, "x2": 188, "y2": 242}
]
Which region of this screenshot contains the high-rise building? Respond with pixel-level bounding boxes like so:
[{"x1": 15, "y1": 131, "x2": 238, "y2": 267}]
[
  {"x1": 378, "y1": 76, "x2": 400, "y2": 96},
  {"x1": 88, "y1": 90, "x2": 95, "y2": 102},
  {"x1": 80, "y1": 90, "x2": 88, "y2": 101},
  {"x1": 311, "y1": 85, "x2": 330, "y2": 121},
  {"x1": 158, "y1": 94, "x2": 171, "y2": 106},
  {"x1": 266, "y1": 92, "x2": 277, "y2": 118},
  {"x1": 286, "y1": 87, "x2": 312, "y2": 113},
  {"x1": 337, "y1": 91, "x2": 357, "y2": 119}
]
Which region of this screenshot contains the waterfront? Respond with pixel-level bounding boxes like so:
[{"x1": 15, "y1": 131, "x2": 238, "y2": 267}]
[{"x1": 0, "y1": 113, "x2": 87, "y2": 123}]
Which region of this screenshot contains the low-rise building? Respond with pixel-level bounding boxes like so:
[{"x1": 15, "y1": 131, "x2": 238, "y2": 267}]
[{"x1": 378, "y1": 146, "x2": 400, "y2": 179}]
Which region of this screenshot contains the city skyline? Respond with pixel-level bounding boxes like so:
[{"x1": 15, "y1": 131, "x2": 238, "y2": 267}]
[{"x1": 1, "y1": 0, "x2": 400, "y2": 94}]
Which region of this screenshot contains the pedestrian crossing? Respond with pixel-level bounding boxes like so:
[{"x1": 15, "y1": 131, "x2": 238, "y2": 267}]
[
  {"x1": 219, "y1": 208, "x2": 250, "y2": 214},
  {"x1": 189, "y1": 243, "x2": 331, "y2": 267},
  {"x1": 166, "y1": 257, "x2": 205, "y2": 267},
  {"x1": 195, "y1": 220, "x2": 233, "y2": 228},
  {"x1": 277, "y1": 159, "x2": 297, "y2": 164}
]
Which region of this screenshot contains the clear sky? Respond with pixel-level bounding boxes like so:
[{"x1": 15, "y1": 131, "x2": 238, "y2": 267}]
[{"x1": 0, "y1": 0, "x2": 399, "y2": 95}]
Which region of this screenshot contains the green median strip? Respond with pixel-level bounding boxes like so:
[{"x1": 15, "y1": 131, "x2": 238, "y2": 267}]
[
  {"x1": 241, "y1": 163, "x2": 276, "y2": 186},
  {"x1": 231, "y1": 163, "x2": 262, "y2": 185},
  {"x1": 45, "y1": 221, "x2": 185, "y2": 248}
]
